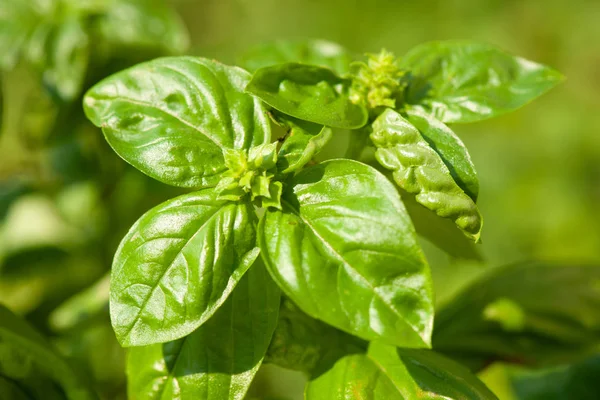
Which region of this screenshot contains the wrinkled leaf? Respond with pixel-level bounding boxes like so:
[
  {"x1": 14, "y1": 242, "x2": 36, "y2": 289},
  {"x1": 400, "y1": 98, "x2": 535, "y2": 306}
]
[
  {"x1": 127, "y1": 261, "x2": 280, "y2": 400},
  {"x1": 406, "y1": 109, "x2": 479, "y2": 201},
  {"x1": 401, "y1": 190, "x2": 483, "y2": 261},
  {"x1": 274, "y1": 113, "x2": 332, "y2": 173},
  {"x1": 0, "y1": 305, "x2": 97, "y2": 400},
  {"x1": 84, "y1": 57, "x2": 271, "y2": 188},
  {"x1": 110, "y1": 189, "x2": 260, "y2": 346},
  {"x1": 401, "y1": 41, "x2": 564, "y2": 123},
  {"x1": 239, "y1": 39, "x2": 352, "y2": 75},
  {"x1": 246, "y1": 63, "x2": 367, "y2": 129},
  {"x1": 306, "y1": 341, "x2": 498, "y2": 399},
  {"x1": 434, "y1": 262, "x2": 600, "y2": 371},
  {"x1": 372, "y1": 109, "x2": 483, "y2": 242},
  {"x1": 259, "y1": 159, "x2": 433, "y2": 348}
]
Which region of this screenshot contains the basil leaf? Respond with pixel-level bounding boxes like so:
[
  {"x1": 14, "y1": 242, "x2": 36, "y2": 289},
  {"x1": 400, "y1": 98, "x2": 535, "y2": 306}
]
[
  {"x1": 0, "y1": 305, "x2": 97, "y2": 400},
  {"x1": 372, "y1": 109, "x2": 482, "y2": 242},
  {"x1": 84, "y1": 57, "x2": 271, "y2": 188},
  {"x1": 401, "y1": 192, "x2": 483, "y2": 261},
  {"x1": 246, "y1": 63, "x2": 368, "y2": 129},
  {"x1": 266, "y1": 297, "x2": 367, "y2": 375},
  {"x1": 275, "y1": 113, "x2": 332, "y2": 174},
  {"x1": 0, "y1": 0, "x2": 38, "y2": 69},
  {"x1": 110, "y1": 189, "x2": 260, "y2": 346},
  {"x1": 239, "y1": 39, "x2": 352, "y2": 75},
  {"x1": 406, "y1": 110, "x2": 479, "y2": 201},
  {"x1": 401, "y1": 41, "x2": 564, "y2": 123},
  {"x1": 127, "y1": 261, "x2": 280, "y2": 400},
  {"x1": 306, "y1": 342, "x2": 498, "y2": 399},
  {"x1": 96, "y1": 0, "x2": 189, "y2": 56},
  {"x1": 259, "y1": 159, "x2": 433, "y2": 348},
  {"x1": 434, "y1": 262, "x2": 600, "y2": 371}
]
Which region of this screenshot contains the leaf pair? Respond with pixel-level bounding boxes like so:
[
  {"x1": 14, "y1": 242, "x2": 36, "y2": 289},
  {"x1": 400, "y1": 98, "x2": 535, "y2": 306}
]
[{"x1": 0, "y1": 0, "x2": 189, "y2": 101}]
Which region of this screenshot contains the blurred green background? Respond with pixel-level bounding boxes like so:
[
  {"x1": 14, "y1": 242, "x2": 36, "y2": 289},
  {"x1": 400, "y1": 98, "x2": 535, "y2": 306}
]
[{"x1": 1, "y1": 0, "x2": 599, "y2": 398}]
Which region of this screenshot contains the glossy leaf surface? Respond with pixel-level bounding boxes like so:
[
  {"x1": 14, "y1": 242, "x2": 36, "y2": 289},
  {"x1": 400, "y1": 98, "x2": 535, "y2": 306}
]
[
  {"x1": 127, "y1": 262, "x2": 280, "y2": 400},
  {"x1": 306, "y1": 342, "x2": 498, "y2": 399},
  {"x1": 275, "y1": 113, "x2": 332, "y2": 173},
  {"x1": 372, "y1": 109, "x2": 482, "y2": 242},
  {"x1": 259, "y1": 159, "x2": 433, "y2": 348},
  {"x1": 434, "y1": 262, "x2": 600, "y2": 371},
  {"x1": 406, "y1": 110, "x2": 479, "y2": 201},
  {"x1": 239, "y1": 39, "x2": 352, "y2": 75},
  {"x1": 401, "y1": 41, "x2": 563, "y2": 123},
  {"x1": 84, "y1": 57, "x2": 271, "y2": 188},
  {"x1": 246, "y1": 63, "x2": 367, "y2": 129},
  {"x1": 110, "y1": 189, "x2": 260, "y2": 346},
  {"x1": 0, "y1": 305, "x2": 97, "y2": 400}
]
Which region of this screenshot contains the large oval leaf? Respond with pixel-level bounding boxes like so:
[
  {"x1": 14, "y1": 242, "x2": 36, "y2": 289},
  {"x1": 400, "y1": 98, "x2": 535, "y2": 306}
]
[
  {"x1": 239, "y1": 39, "x2": 352, "y2": 75},
  {"x1": 401, "y1": 41, "x2": 564, "y2": 123},
  {"x1": 372, "y1": 109, "x2": 483, "y2": 242},
  {"x1": 110, "y1": 189, "x2": 260, "y2": 346},
  {"x1": 258, "y1": 159, "x2": 433, "y2": 348},
  {"x1": 406, "y1": 109, "x2": 479, "y2": 201},
  {"x1": 0, "y1": 305, "x2": 97, "y2": 400},
  {"x1": 127, "y1": 261, "x2": 280, "y2": 400},
  {"x1": 306, "y1": 342, "x2": 498, "y2": 399},
  {"x1": 246, "y1": 63, "x2": 367, "y2": 129},
  {"x1": 84, "y1": 57, "x2": 271, "y2": 188},
  {"x1": 434, "y1": 262, "x2": 600, "y2": 371}
]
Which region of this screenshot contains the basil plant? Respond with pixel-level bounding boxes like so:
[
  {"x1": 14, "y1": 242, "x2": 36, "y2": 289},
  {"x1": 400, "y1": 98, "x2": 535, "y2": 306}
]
[{"x1": 82, "y1": 39, "x2": 562, "y2": 399}]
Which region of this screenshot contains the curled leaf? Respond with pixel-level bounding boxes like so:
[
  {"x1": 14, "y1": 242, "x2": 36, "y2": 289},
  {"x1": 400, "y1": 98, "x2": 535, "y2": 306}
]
[{"x1": 371, "y1": 109, "x2": 482, "y2": 242}]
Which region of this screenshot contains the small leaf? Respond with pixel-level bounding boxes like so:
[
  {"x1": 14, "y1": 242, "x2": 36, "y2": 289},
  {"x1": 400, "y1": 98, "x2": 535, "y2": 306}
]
[
  {"x1": 372, "y1": 109, "x2": 483, "y2": 242},
  {"x1": 305, "y1": 341, "x2": 498, "y2": 399},
  {"x1": 434, "y1": 262, "x2": 600, "y2": 371},
  {"x1": 110, "y1": 189, "x2": 260, "y2": 346},
  {"x1": 259, "y1": 159, "x2": 433, "y2": 348},
  {"x1": 401, "y1": 40, "x2": 564, "y2": 123},
  {"x1": 246, "y1": 63, "x2": 367, "y2": 129},
  {"x1": 239, "y1": 39, "x2": 352, "y2": 75},
  {"x1": 84, "y1": 57, "x2": 271, "y2": 188},
  {"x1": 0, "y1": 305, "x2": 97, "y2": 400},
  {"x1": 127, "y1": 261, "x2": 280, "y2": 400},
  {"x1": 275, "y1": 113, "x2": 332, "y2": 173},
  {"x1": 406, "y1": 109, "x2": 479, "y2": 201}
]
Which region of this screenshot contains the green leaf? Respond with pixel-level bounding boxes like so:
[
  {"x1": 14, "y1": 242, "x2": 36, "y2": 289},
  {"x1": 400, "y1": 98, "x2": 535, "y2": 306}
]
[
  {"x1": 305, "y1": 341, "x2": 498, "y2": 399},
  {"x1": 265, "y1": 297, "x2": 367, "y2": 375},
  {"x1": 84, "y1": 57, "x2": 271, "y2": 188},
  {"x1": 259, "y1": 159, "x2": 433, "y2": 348},
  {"x1": 509, "y1": 354, "x2": 600, "y2": 400},
  {"x1": 127, "y1": 261, "x2": 280, "y2": 400},
  {"x1": 275, "y1": 113, "x2": 332, "y2": 173},
  {"x1": 401, "y1": 191, "x2": 483, "y2": 261},
  {"x1": 0, "y1": 0, "x2": 40, "y2": 69},
  {"x1": 372, "y1": 108, "x2": 483, "y2": 242},
  {"x1": 406, "y1": 109, "x2": 479, "y2": 201},
  {"x1": 246, "y1": 63, "x2": 368, "y2": 129},
  {"x1": 401, "y1": 40, "x2": 564, "y2": 123},
  {"x1": 0, "y1": 305, "x2": 97, "y2": 400},
  {"x1": 96, "y1": 0, "x2": 189, "y2": 55},
  {"x1": 239, "y1": 39, "x2": 352, "y2": 75},
  {"x1": 434, "y1": 262, "x2": 600, "y2": 371},
  {"x1": 110, "y1": 189, "x2": 260, "y2": 347}
]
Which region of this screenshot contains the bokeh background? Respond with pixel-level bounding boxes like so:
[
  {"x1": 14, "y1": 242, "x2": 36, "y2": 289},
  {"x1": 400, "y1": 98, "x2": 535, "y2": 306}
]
[{"x1": 1, "y1": 0, "x2": 599, "y2": 398}]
